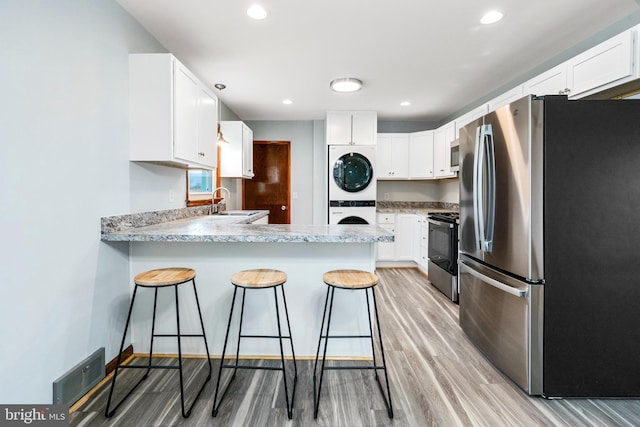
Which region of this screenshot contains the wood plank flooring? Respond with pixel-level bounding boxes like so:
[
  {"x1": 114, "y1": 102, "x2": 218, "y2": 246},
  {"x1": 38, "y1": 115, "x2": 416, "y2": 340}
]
[{"x1": 70, "y1": 268, "x2": 640, "y2": 426}]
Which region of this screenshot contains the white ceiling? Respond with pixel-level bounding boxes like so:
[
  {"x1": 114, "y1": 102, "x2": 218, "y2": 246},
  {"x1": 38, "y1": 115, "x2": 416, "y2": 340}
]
[{"x1": 116, "y1": 0, "x2": 640, "y2": 122}]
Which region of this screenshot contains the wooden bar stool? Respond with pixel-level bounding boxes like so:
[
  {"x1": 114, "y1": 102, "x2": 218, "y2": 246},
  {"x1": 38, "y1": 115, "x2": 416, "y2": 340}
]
[
  {"x1": 105, "y1": 267, "x2": 212, "y2": 418},
  {"x1": 212, "y1": 269, "x2": 297, "y2": 420},
  {"x1": 313, "y1": 269, "x2": 393, "y2": 419}
]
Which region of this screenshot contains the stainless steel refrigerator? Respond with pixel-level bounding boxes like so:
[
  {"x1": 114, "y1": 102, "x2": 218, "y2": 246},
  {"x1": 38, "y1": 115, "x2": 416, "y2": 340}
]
[{"x1": 459, "y1": 94, "x2": 640, "y2": 398}]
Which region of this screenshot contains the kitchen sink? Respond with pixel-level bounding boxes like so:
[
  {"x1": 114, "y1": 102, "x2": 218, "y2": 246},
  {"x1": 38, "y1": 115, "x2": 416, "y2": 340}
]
[{"x1": 218, "y1": 210, "x2": 260, "y2": 216}]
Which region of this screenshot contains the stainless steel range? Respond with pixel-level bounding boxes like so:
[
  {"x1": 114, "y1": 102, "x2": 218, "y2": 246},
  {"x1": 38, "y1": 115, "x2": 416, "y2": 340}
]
[{"x1": 427, "y1": 212, "x2": 459, "y2": 302}]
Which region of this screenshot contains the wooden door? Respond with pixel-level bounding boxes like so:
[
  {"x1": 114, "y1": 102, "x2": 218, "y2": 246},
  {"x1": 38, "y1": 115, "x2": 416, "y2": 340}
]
[{"x1": 243, "y1": 141, "x2": 290, "y2": 224}]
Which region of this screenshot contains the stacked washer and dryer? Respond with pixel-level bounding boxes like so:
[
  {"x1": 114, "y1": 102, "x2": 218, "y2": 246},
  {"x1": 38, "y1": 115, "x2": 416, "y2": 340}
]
[
  {"x1": 328, "y1": 144, "x2": 377, "y2": 224},
  {"x1": 328, "y1": 127, "x2": 377, "y2": 224}
]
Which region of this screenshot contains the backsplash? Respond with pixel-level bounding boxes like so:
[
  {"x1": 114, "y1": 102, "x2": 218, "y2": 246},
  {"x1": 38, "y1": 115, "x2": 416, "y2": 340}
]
[{"x1": 377, "y1": 201, "x2": 459, "y2": 211}]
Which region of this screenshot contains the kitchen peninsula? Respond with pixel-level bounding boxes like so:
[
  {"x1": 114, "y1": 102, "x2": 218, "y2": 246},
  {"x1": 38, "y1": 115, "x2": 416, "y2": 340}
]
[{"x1": 101, "y1": 206, "x2": 393, "y2": 358}]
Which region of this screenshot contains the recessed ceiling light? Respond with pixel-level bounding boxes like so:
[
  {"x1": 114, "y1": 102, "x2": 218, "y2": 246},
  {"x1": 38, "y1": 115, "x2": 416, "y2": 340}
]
[
  {"x1": 400, "y1": 101, "x2": 411, "y2": 107},
  {"x1": 480, "y1": 10, "x2": 503, "y2": 25},
  {"x1": 282, "y1": 99, "x2": 293, "y2": 105},
  {"x1": 247, "y1": 4, "x2": 268, "y2": 20},
  {"x1": 330, "y1": 78, "x2": 363, "y2": 93}
]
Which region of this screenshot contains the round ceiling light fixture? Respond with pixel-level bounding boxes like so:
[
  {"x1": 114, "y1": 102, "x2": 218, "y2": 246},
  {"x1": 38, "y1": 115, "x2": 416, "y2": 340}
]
[
  {"x1": 480, "y1": 10, "x2": 503, "y2": 25},
  {"x1": 330, "y1": 78, "x2": 363, "y2": 93}
]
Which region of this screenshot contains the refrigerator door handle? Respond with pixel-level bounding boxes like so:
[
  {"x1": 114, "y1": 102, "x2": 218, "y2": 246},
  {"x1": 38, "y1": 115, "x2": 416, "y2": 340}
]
[
  {"x1": 460, "y1": 260, "x2": 528, "y2": 298},
  {"x1": 473, "y1": 126, "x2": 484, "y2": 250},
  {"x1": 483, "y1": 124, "x2": 496, "y2": 253}
]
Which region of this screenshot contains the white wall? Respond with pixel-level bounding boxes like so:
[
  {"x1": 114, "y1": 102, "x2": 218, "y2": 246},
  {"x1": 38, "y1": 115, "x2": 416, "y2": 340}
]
[{"x1": 0, "y1": 0, "x2": 172, "y2": 404}]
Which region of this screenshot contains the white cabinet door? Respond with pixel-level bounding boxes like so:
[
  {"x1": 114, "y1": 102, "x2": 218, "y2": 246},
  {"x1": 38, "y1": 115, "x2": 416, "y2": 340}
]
[
  {"x1": 351, "y1": 111, "x2": 377, "y2": 145},
  {"x1": 408, "y1": 131, "x2": 434, "y2": 179},
  {"x1": 196, "y1": 86, "x2": 218, "y2": 167},
  {"x1": 395, "y1": 214, "x2": 418, "y2": 260},
  {"x1": 220, "y1": 121, "x2": 253, "y2": 178},
  {"x1": 487, "y1": 86, "x2": 524, "y2": 112},
  {"x1": 377, "y1": 134, "x2": 409, "y2": 179},
  {"x1": 568, "y1": 30, "x2": 636, "y2": 98},
  {"x1": 418, "y1": 219, "x2": 429, "y2": 272},
  {"x1": 376, "y1": 214, "x2": 395, "y2": 261},
  {"x1": 242, "y1": 123, "x2": 254, "y2": 178},
  {"x1": 455, "y1": 105, "x2": 488, "y2": 138},
  {"x1": 434, "y1": 122, "x2": 456, "y2": 178},
  {"x1": 173, "y1": 65, "x2": 199, "y2": 164},
  {"x1": 326, "y1": 111, "x2": 377, "y2": 145},
  {"x1": 326, "y1": 111, "x2": 352, "y2": 145},
  {"x1": 524, "y1": 63, "x2": 569, "y2": 96}
]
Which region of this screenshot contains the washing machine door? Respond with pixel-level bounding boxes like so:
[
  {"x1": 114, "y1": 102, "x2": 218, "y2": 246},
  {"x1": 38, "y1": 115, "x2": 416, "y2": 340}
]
[
  {"x1": 332, "y1": 152, "x2": 373, "y2": 192},
  {"x1": 338, "y1": 216, "x2": 369, "y2": 224}
]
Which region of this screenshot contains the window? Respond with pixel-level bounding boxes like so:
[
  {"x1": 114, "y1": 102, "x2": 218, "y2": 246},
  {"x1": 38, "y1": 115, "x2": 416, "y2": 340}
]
[{"x1": 186, "y1": 169, "x2": 213, "y2": 206}]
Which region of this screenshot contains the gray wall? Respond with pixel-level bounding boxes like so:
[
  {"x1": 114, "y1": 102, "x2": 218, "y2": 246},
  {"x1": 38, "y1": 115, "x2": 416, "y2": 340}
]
[{"x1": 0, "y1": 0, "x2": 171, "y2": 403}]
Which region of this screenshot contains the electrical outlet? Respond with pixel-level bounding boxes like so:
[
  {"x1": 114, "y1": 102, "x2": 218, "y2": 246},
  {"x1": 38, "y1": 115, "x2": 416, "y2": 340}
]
[
  {"x1": 384, "y1": 192, "x2": 390, "y2": 201},
  {"x1": 169, "y1": 189, "x2": 175, "y2": 202}
]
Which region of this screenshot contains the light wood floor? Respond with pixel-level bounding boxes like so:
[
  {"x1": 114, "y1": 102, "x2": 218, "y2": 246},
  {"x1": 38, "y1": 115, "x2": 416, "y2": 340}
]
[{"x1": 70, "y1": 268, "x2": 640, "y2": 426}]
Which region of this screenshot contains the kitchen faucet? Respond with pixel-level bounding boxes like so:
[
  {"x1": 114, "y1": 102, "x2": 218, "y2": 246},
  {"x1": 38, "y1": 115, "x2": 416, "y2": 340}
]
[{"x1": 211, "y1": 186, "x2": 231, "y2": 214}]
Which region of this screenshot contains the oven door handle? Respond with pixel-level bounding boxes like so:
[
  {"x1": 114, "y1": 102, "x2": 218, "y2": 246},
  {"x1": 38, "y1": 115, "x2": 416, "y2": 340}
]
[{"x1": 427, "y1": 218, "x2": 454, "y2": 228}]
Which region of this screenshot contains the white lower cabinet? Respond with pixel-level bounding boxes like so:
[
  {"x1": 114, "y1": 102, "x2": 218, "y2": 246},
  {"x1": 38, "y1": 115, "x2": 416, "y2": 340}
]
[
  {"x1": 417, "y1": 216, "x2": 429, "y2": 273},
  {"x1": 376, "y1": 213, "x2": 419, "y2": 262},
  {"x1": 376, "y1": 213, "x2": 396, "y2": 261},
  {"x1": 395, "y1": 214, "x2": 418, "y2": 260}
]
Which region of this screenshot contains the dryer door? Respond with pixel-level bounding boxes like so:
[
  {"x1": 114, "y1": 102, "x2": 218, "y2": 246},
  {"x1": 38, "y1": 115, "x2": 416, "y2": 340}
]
[{"x1": 332, "y1": 152, "x2": 373, "y2": 193}]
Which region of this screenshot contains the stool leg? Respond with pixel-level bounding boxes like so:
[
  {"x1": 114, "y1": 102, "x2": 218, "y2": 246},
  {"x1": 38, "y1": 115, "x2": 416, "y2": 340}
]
[
  {"x1": 371, "y1": 287, "x2": 393, "y2": 418},
  {"x1": 273, "y1": 286, "x2": 296, "y2": 419},
  {"x1": 280, "y1": 285, "x2": 298, "y2": 379},
  {"x1": 105, "y1": 285, "x2": 146, "y2": 417},
  {"x1": 313, "y1": 285, "x2": 335, "y2": 419},
  {"x1": 148, "y1": 288, "x2": 159, "y2": 373},
  {"x1": 365, "y1": 288, "x2": 379, "y2": 380},
  {"x1": 192, "y1": 278, "x2": 212, "y2": 379},
  {"x1": 234, "y1": 288, "x2": 247, "y2": 374},
  {"x1": 212, "y1": 286, "x2": 239, "y2": 417},
  {"x1": 174, "y1": 284, "x2": 189, "y2": 417}
]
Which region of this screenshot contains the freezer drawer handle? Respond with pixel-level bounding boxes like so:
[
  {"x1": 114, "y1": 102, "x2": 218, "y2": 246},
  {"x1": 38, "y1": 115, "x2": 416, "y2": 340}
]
[{"x1": 460, "y1": 261, "x2": 528, "y2": 298}]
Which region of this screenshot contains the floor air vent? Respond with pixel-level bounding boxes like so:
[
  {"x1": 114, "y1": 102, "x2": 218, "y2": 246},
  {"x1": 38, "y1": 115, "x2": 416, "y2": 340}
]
[{"x1": 53, "y1": 347, "x2": 105, "y2": 406}]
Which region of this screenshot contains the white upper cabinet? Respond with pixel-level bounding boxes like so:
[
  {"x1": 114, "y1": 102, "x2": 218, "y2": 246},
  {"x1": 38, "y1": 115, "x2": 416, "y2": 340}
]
[
  {"x1": 129, "y1": 53, "x2": 218, "y2": 169},
  {"x1": 220, "y1": 121, "x2": 254, "y2": 178},
  {"x1": 567, "y1": 30, "x2": 636, "y2": 98},
  {"x1": 433, "y1": 121, "x2": 456, "y2": 178},
  {"x1": 326, "y1": 111, "x2": 377, "y2": 145},
  {"x1": 488, "y1": 86, "x2": 524, "y2": 112},
  {"x1": 524, "y1": 63, "x2": 569, "y2": 97},
  {"x1": 377, "y1": 133, "x2": 409, "y2": 179},
  {"x1": 408, "y1": 130, "x2": 434, "y2": 179},
  {"x1": 455, "y1": 104, "x2": 488, "y2": 138},
  {"x1": 524, "y1": 30, "x2": 637, "y2": 99}
]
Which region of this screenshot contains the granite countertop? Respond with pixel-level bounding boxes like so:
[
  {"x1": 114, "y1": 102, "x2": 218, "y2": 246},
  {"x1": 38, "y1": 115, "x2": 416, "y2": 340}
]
[
  {"x1": 376, "y1": 201, "x2": 459, "y2": 216},
  {"x1": 101, "y1": 207, "x2": 393, "y2": 243}
]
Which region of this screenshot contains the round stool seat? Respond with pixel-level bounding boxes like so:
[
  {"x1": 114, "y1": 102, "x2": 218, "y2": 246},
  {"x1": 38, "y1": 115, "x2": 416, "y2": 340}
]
[
  {"x1": 231, "y1": 269, "x2": 287, "y2": 288},
  {"x1": 134, "y1": 267, "x2": 196, "y2": 287},
  {"x1": 323, "y1": 269, "x2": 378, "y2": 289}
]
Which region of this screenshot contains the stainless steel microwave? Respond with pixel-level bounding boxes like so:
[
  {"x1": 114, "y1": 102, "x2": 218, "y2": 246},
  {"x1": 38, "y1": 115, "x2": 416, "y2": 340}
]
[{"x1": 450, "y1": 139, "x2": 460, "y2": 172}]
